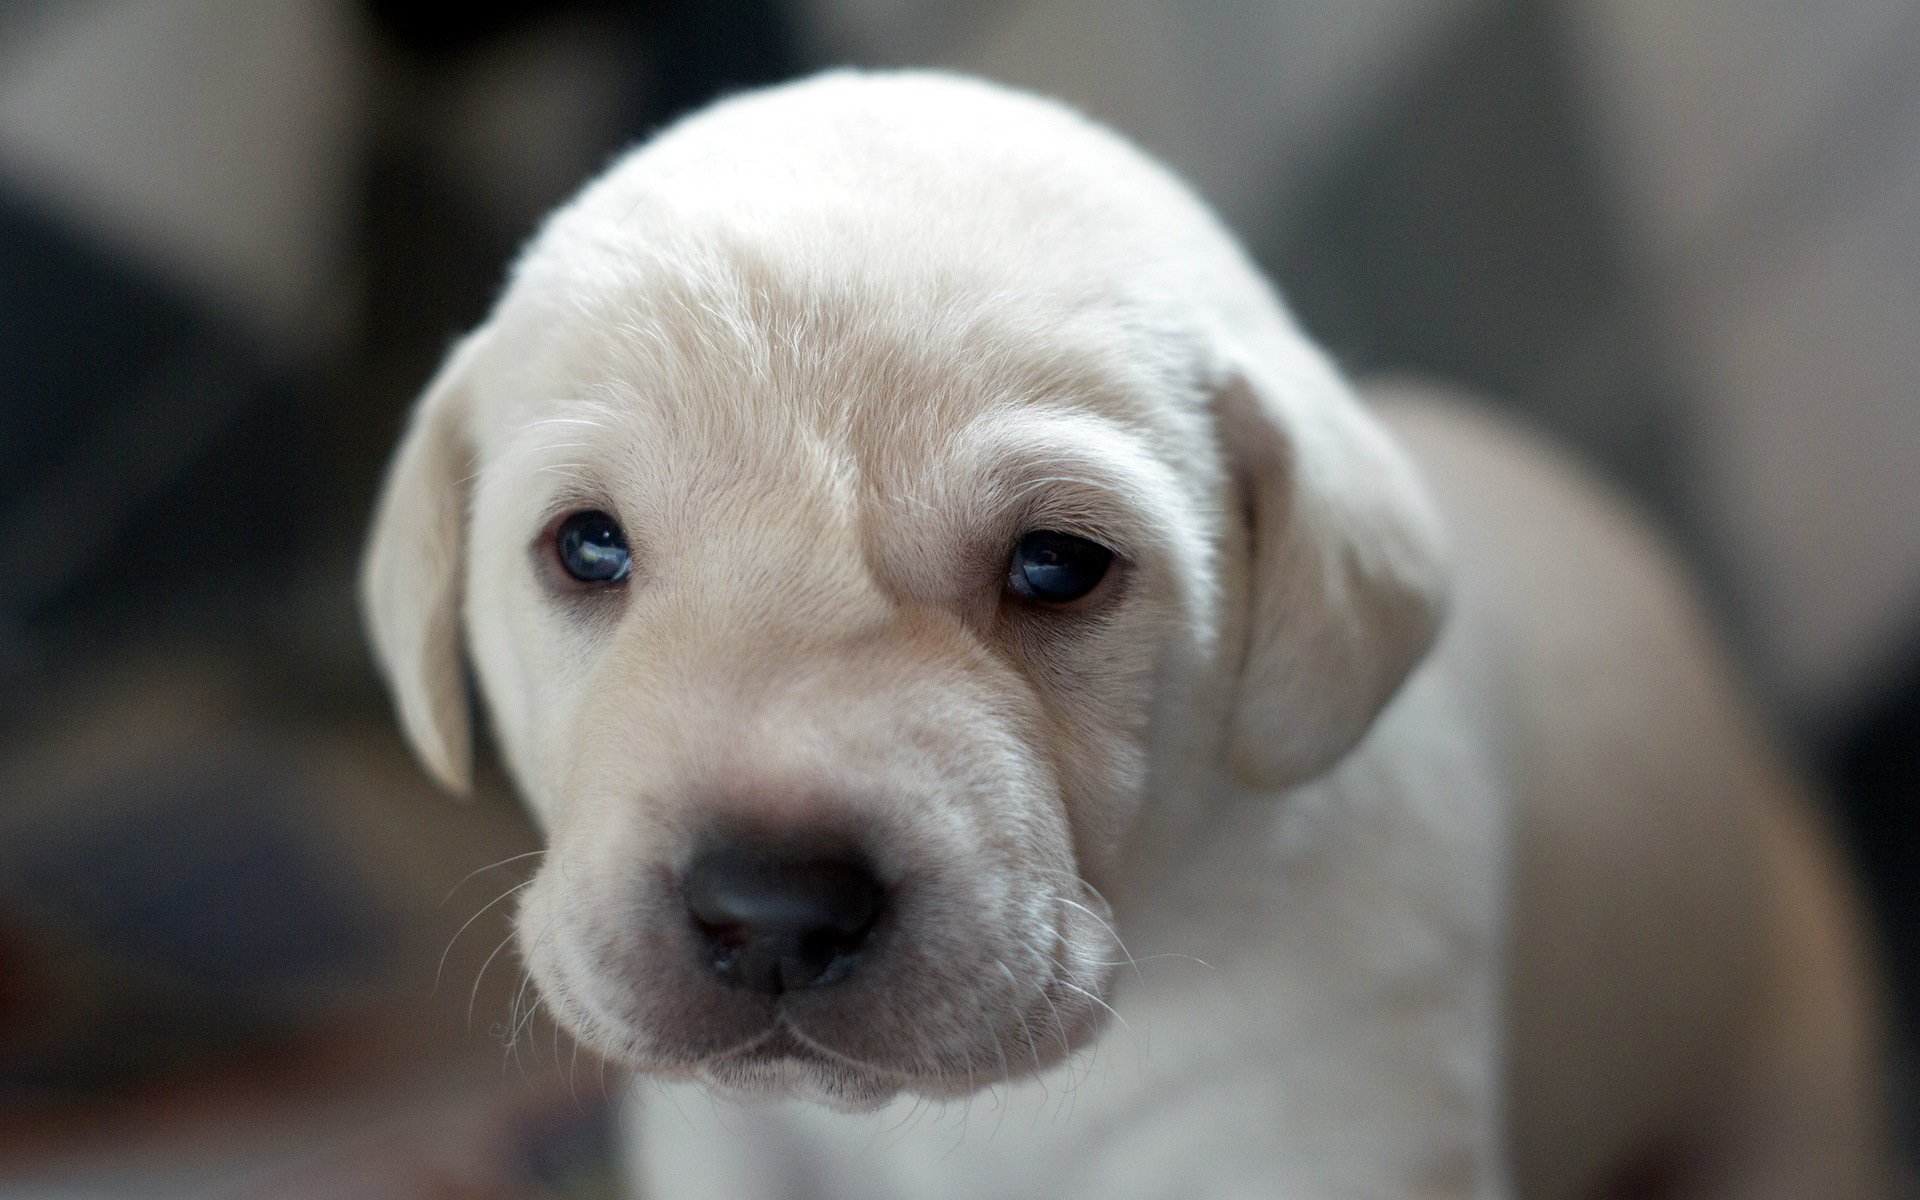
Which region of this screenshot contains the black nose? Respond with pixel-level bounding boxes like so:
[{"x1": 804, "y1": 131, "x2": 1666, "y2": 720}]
[{"x1": 682, "y1": 843, "x2": 884, "y2": 993}]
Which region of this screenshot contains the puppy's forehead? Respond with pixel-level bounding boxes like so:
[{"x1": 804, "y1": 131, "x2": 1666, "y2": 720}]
[{"x1": 485, "y1": 232, "x2": 1195, "y2": 497}]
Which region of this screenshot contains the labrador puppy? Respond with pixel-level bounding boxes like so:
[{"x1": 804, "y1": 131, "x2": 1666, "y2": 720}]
[{"x1": 362, "y1": 71, "x2": 1890, "y2": 1199}]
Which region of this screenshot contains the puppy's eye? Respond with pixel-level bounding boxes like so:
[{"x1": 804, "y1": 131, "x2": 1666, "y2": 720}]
[
  {"x1": 1007, "y1": 530, "x2": 1113, "y2": 604},
  {"x1": 555, "y1": 510, "x2": 632, "y2": 584}
]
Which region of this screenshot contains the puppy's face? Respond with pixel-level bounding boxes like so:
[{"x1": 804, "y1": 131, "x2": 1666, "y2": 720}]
[
  {"x1": 363, "y1": 73, "x2": 1448, "y2": 1110},
  {"x1": 477, "y1": 257, "x2": 1217, "y2": 1107}
]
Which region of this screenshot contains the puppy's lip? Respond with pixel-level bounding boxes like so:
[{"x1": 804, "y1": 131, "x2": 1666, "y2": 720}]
[
  {"x1": 769, "y1": 1015, "x2": 901, "y2": 1075},
  {"x1": 693, "y1": 1023, "x2": 909, "y2": 1110}
]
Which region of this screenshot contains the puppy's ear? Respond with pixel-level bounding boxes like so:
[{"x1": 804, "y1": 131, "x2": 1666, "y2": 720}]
[
  {"x1": 359, "y1": 332, "x2": 489, "y2": 795},
  {"x1": 1217, "y1": 336, "x2": 1450, "y2": 789}
]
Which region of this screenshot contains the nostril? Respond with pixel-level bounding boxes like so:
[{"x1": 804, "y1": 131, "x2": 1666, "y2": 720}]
[{"x1": 682, "y1": 844, "x2": 884, "y2": 993}]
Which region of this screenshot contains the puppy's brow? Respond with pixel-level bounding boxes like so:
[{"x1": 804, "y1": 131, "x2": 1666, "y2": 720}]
[{"x1": 955, "y1": 409, "x2": 1186, "y2": 534}]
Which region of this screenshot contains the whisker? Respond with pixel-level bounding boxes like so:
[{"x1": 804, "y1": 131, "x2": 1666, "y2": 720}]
[
  {"x1": 1056, "y1": 897, "x2": 1138, "y2": 974},
  {"x1": 507, "y1": 966, "x2": 540, "y2": 1050},
  {"x1": 435, "y1": 877, "x2": 536, "y2": 995},
  {"x1": 566, "y1": 1025, "x2": 584, "y2": 1112},
  {"x1": 1055, "y1": 978, "x2": 1133, "y2": 1038},
  {"x1": 439, "y1": 849, "x2": 546, "y2": 907},
  {"x1": 503, "y1": 980, "x2": 544, "y2": 1086},
  {"x1": 469, "y1": 923, "x2": 522, "y2": 1027},
  {"x1": 986, "y1": 1031, "x2": 1012, "y2": 1138},
  {"x1": 506, "y1": 916, "x2": 562, "y2": 1077},
  {"x1": 995, "y1": 960, "x2": 1046, "y2": 1076},
  {"x1": 1087, "y1": 952, "x2": 1216, "y2": 970},
  {"x1": 522, "y1": 416, "x2": 610, "y2": 433}
]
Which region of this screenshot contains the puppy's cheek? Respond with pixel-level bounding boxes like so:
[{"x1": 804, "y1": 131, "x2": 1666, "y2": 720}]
[
  {"x1": 1038, "y1": 711, "x2": 1152, "y2": 875},
  {"x1": 514, "y1": 871, "x2": 624, "y2": 1057},
  {"x1": 522, "y1": 826, "x2": 790, "y2": 1068},
  {"x1": 1019, "y1": 618, "x2": 1173, "y2": 868},
  {"x1": 464, "y1": 527, "x2": 623, "y2": 828},
  {"x1": 462, "y1": 549, "x2": 547, "y2": 787},
  {"x1": 515, "y1": 856, "x2": 661, "y2": 1065}
]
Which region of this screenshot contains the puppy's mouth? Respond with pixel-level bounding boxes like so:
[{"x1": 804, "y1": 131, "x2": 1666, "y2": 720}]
[
  {"x1": 675, "y1": 958, "x2": 1117, "y2": 1112},
  {"x1": 522, "y1": 853, "x2": 1125, "y2": 1106},
  {"x1": 689, "y1": 1019, "x2": 914, "y2": 1111}
]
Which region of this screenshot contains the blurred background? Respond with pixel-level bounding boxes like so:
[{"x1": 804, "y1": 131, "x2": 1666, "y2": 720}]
[{"x1": 0, "y1": 1, "x2": 1915, "y2": 1196}]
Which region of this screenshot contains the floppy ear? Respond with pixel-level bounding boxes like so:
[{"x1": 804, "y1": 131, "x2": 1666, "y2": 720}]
[
  {"x1": 1216, "y1": 335, "x2": 1451, "y2": 789},
  {"x1": 359, "y1": 332, "x2": 490, "y2": 795}
]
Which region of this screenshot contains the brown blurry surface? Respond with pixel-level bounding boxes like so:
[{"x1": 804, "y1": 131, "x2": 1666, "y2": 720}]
[{"x1": 0, "y1": 651, "x2": 621, "y2": 1197}]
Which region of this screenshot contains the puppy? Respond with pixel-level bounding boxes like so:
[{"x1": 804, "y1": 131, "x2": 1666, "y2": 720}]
[{"x1": 362, "y1": 71, "x2": 1890, "y2": 1198}]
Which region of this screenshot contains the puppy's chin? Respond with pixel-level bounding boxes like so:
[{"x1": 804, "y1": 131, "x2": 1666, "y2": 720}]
[
  {"x1": 680, "y1": 999, "x2": 1116, "y2": 1113},
  {"x1": 695, "y1": 1046, "x2": 904, "y2": 1113}
]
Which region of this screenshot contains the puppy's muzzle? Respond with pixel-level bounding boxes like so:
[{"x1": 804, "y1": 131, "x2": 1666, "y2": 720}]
[{"x1": 683, "y1": 838, "x2": 886, "y2": 993}]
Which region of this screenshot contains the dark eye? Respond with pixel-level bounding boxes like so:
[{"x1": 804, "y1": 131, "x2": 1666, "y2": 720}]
[
  {"x1": 555, "y1": 510, "x2": 632, "y2": 584},
  {"x1": 1007, "y1": 530, "x2": 1114, "y2": 604}
]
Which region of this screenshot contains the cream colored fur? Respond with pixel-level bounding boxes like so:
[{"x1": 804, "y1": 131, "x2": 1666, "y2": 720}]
[{"x1": 362, "y1": 71, "x2": 1890, "y2": 1198}]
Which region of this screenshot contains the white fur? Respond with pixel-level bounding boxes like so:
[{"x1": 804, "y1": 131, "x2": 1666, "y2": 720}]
[{"x1": 363, "y1": 71, "x2": 1890, "y2": 1198}]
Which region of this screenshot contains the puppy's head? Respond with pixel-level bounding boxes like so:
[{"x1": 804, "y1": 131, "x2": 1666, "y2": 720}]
[{"x1": 361, "y1": 72, "x2": 1446, "y2": 1109}]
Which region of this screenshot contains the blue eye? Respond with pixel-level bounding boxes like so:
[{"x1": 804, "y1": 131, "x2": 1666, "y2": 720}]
[
  {"x1": 555, "y1": 510, "x2": 632, "y2": 584},
  {"x1": 1007, "y1": 531, "x2": 1113, "y2": 604}
]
